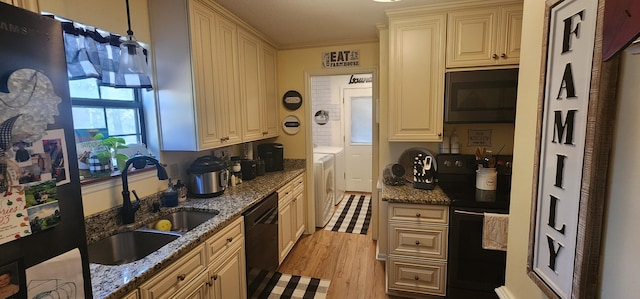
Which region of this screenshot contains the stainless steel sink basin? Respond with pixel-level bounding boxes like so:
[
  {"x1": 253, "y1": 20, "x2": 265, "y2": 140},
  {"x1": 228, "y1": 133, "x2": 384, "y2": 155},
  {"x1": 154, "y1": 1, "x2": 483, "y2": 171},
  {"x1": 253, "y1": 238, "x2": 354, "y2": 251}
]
[
  {"x1": 145, "y1": 210, "x2": 220, "y2": 234},
  {"x1": 88, "y1": 230, "x2": 181, "y2": 265}
]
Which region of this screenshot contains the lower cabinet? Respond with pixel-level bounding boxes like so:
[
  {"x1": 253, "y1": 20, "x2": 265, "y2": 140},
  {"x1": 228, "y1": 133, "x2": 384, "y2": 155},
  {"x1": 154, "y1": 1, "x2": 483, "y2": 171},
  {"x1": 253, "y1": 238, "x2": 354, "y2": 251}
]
[
  {"x1": 139, "y1": 217, "x2": 246, "y2": 299},
  {"x1": 386, "y1": 203, "x2": 449, "y2": 297},
  {"x1": 277, "y1": 173, "x2": 306, "y2": 264}
]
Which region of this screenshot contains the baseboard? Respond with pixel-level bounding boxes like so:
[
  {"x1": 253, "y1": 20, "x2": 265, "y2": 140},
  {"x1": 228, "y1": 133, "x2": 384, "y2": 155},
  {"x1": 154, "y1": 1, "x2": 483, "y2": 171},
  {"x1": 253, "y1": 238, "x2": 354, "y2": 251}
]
[
  {"x1": 495, "y1": 286, "x2": 513, "y2": 299},
  {"x1": 375, "y1": 243, "x2": 387, "y2": 261}
]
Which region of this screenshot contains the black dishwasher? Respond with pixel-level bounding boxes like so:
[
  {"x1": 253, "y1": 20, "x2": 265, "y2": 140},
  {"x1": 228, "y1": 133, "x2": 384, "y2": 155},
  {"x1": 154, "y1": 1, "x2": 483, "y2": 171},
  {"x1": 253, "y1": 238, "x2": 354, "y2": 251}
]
[{"x1": 243, "y1": 192, "x2": 279, "y2": 290}]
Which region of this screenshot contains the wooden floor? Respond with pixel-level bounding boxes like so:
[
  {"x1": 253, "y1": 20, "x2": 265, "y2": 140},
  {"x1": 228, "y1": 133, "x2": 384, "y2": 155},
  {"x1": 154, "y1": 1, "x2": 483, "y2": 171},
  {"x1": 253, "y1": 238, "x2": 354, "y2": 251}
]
[{"x1": 277, "y1": 194, "x2": 405, "y2": 299}]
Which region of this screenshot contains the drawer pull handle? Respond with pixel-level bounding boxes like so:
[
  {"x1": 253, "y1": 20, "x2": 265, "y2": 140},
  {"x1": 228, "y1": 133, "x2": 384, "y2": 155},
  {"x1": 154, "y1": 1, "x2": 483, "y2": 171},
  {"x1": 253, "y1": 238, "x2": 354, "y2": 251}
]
[
  {"x1": 212, "y1": 274, "x2": 219, "y2": 281},
  {"x1": 414, "y1": 276, "x2": 420, "y2": 281},
  {"x1": 415, "y1": 213, "x2": 421, "y2": 218},
  {"x1": 227, "y1": 237, "x2": 233, "y2": 243},
  {"x1": 177, "y1": 274, "x2": 186, "y2": 281},
  {"x1": 415, "y1": 240, "x2": 420, "y2": 245}
]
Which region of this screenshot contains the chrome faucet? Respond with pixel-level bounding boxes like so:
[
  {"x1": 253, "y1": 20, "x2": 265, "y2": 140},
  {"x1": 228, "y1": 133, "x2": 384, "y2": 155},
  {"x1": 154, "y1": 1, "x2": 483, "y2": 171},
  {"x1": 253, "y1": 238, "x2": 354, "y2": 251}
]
[{"x1": 121, "y1": 156, "x2": 168, "y2": 224}]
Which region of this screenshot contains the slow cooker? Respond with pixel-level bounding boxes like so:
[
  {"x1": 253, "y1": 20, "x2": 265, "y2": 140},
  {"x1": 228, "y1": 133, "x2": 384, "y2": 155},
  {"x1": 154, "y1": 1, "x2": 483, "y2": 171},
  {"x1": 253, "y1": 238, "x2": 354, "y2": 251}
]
[{"x1": 187, "y1": 155, "x2": 229, "y2": 197}]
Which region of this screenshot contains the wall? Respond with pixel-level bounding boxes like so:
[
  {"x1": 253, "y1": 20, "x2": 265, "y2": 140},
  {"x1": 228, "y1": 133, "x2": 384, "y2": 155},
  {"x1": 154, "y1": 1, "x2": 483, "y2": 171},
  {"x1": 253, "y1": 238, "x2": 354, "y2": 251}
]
[
  {"x1": 276, "y1": 43, "x2": 379, "y2": 159},
  {"x1": 507, "y1": 0, "x2": 640, "y2": 297},
  {"x1": 598, "y1": 50, "x2": 640, "y2": 297},
  {"x1": 311, "y1": 74, "x2": 373, "y2": 148},
  {"x1": 501, "y1": 0, "x2": 548, "y2": 297}
]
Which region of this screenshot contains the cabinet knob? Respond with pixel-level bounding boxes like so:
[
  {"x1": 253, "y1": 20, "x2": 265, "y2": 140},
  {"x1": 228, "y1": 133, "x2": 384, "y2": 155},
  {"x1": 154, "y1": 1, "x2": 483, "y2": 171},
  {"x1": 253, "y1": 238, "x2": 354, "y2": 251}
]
[
  {"x1": 177, "y1": 274, "x2": 186, "y2": 281},
  {"x1": 438, "y1": 132, "x2": 442, "y2": 137},
  {"x1": 414, "y1": 276, "x2": 420, "y2": 281},
  {"x1": 492, "y1": 54, "x2": 498, "y2": 59},
  {"x1": 416, "y1": 213, "x2": 421, "y2": 218},
  {"x1": 212, "y1": 274, "x2": 219, "y2": 281},
  {"x1": 415, "y1": 240, "x2": 421, "y2": 245},
  {"x1": 501, "y1": 53, "x2": 507, "y2": 58},
  {"x1": 227, "y1": 237, "x2": 233, "y2": 243},
  {"x1": 262, "y1": 131, "x2": 268, "y2": 135}
]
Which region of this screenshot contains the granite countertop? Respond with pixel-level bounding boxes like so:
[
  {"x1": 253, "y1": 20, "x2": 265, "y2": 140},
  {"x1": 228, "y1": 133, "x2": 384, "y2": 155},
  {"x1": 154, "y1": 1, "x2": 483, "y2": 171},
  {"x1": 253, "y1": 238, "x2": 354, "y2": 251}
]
[
  {"x1": 381, "y1": 183, "x2": 451, "y2": 205},
  {"x1": 88, "y1": 160, "x2": 305, "y2": 299}
]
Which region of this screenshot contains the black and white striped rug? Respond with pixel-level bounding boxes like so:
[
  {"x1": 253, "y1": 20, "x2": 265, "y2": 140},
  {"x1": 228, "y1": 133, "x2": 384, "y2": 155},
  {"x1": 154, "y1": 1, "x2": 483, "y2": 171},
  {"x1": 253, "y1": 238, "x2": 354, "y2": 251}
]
[
  {"x1": 247, "y1": 269, "x2": 330, "y2": 299},
  {"x1": 324, "y1": 193, "x2": 371, "y2": 234}
]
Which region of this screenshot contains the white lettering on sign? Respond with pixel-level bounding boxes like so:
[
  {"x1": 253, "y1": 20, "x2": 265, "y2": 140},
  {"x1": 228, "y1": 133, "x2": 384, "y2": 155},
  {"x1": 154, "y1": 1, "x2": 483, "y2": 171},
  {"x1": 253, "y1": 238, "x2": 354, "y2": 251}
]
[
  {"x1": 322, "y1": 50, "x2": 360, "y2": 68},
  {"x1": 533, "y1": 0, "x2": 598, "y2": 298}
]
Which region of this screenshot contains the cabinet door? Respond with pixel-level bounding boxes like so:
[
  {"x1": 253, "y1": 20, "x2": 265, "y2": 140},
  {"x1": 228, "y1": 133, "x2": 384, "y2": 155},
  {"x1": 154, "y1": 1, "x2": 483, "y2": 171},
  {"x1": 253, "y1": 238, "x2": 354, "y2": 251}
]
[
  {"x1": 210, "y1": 243, "x2": 247, "y2": 299},
  {"x1": 169, "y1": 271, "x2": 210, "y2": 299},
  {"x1": 215, "y1": 13, "x2": 243, "y2": 145},
  {"x1": 446, "y1": 8, "x2": 498, "y2": 68},
  {"x1": 260, "y1": 43, "x2": 279, "y2": 138},
  {"x1": 388, "y1": 14, "x2": 445, "y2": 142},
  {"x1": 190, "y1": 2, "x2": 224, "y2": 149},
  {"x1": 497, "y1": 4, "x2": 522, "y2": 65},
  {"x1": 139, "y1": 244, "x2": 208, "y2": 299},
  {"x1": 293, "y1": 189, "x2": 306, "y2": 240},
  {"x1": 238, "y1": 29, "x2": 265, "y2": 142},
  {"x1": 278, "y1": 200, "x2": 295, "y2": 263}
]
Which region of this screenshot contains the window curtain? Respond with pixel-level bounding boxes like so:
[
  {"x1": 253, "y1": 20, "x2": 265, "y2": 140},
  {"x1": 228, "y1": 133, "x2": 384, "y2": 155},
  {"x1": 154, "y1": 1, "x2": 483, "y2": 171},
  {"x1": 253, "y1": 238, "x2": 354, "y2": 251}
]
[{"x1": 60, "y1": 21, "x2": 153, "y2": 89}]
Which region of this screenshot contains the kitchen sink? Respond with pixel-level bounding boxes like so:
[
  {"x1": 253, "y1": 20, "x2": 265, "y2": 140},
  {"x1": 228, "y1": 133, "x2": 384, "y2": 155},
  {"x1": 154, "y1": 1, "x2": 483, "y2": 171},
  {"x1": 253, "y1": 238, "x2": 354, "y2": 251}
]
[
  {"x1": 145, "y1": 210, "x2": 220, "y2": 234},
  {"x1": 87, "y1": 230, "x2": 181, "y2": 265}
]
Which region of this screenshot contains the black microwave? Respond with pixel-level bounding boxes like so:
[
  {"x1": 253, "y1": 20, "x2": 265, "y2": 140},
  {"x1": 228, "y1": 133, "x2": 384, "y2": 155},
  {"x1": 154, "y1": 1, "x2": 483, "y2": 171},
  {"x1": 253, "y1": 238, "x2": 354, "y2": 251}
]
[{"x1": 444, "y1": 68, "x2": 518, "y2": 123}]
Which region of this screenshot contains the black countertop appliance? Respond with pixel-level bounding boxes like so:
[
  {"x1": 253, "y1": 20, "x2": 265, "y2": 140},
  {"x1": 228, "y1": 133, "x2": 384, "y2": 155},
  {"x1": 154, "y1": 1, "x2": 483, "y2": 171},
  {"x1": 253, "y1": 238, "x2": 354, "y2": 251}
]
[{"x1": 257, "y1": 143, "x2": 284, "y2": 172}]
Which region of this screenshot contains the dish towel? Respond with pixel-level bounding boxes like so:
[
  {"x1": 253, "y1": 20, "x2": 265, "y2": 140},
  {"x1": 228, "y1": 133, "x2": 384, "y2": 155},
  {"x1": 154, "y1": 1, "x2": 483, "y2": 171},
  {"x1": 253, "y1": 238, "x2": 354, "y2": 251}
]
[{"x1": 483, "y1": 213, "x2": 509, "y2": 251}]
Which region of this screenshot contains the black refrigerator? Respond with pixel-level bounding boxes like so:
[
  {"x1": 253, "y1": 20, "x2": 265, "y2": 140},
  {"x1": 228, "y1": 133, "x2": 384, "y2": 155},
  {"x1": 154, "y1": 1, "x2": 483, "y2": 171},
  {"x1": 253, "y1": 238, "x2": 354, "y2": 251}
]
[{"x1": 0, "y1": 3, "x2": 91, "y2": 298}]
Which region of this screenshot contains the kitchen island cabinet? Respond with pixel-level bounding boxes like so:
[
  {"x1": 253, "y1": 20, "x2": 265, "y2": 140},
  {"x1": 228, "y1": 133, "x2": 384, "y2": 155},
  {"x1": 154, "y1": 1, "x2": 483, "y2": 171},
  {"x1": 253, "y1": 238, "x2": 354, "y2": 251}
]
[
  {"x1": 446, "y1": 2, "x2": 523, "y2": 68},
  {"x1": 381, "y1": 184, "x2": 451, "y2": 297},
  {"x1": 148, "y1": 0, "x2": 277, "y2": 151}
]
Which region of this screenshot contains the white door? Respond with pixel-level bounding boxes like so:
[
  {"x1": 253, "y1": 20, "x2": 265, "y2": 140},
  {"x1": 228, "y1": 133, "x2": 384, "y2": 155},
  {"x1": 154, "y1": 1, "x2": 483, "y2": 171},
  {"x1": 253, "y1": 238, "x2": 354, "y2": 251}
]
[{"x1": 344, "y1": 87, "x2": 373, "y2": 192}]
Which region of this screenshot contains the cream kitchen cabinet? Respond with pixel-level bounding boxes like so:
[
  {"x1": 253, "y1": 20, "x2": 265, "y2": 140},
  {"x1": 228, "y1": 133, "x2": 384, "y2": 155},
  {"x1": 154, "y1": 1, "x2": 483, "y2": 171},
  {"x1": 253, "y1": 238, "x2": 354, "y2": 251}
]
[
  {"x1": 139, "y1": 217, "x2": 246, "y2": 299},
  {"x1": 238, "y1": 28, "x2": 279, "y2": 142},
  {"x1": 446, "y1": 3, "x2": 523, "y2": 68},
  {"x1": 386, "y1": 203, "x2": 449, "y2": 297},
  {"x1": 149, "y1": 0, "x2": 277, "y2": 151},
  {"x1": 387, "y1": 13, "x2": 446, "y2": 142},
  {"x1": 277, "y1": 173, "x2": 305, "y2": 263}
]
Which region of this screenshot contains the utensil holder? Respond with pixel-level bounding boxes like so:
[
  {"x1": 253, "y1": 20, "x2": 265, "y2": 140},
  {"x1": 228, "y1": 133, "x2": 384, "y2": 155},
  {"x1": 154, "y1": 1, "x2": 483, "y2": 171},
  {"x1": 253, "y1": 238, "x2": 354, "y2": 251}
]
[{"x1": 476, "y1": 167, "x2": 497, "y2": 190}]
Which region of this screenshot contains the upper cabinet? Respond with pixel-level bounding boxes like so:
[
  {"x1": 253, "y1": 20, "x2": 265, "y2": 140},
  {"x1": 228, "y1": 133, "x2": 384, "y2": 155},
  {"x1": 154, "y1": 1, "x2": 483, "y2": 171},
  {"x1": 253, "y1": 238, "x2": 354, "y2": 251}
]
[
  {"x1": 387, "y1": 14, "x2": 446, "y2": 142},
  {"x1": 238, "y1": 29, "x2": 279, "y2": 142},
  {"x1": 149, "y1": 0, "x2": 277, "y2": 151},
  {"x1": 446, "y1": 3, "x2": 523, "y2": 68}
]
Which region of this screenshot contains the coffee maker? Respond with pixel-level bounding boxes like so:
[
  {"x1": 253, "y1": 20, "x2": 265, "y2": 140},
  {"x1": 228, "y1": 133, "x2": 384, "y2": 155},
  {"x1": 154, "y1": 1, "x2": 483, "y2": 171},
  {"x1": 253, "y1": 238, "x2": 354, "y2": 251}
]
[{"x1": 257, "y1": 143, "x2": 284, "y2": 172}]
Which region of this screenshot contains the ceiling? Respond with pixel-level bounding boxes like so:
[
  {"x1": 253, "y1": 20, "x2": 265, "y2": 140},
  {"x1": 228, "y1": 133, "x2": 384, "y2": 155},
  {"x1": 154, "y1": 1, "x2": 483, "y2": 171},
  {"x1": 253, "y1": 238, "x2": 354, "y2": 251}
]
[{"x1": 212, "y1": 0, "x2": 460, "y2": 49}]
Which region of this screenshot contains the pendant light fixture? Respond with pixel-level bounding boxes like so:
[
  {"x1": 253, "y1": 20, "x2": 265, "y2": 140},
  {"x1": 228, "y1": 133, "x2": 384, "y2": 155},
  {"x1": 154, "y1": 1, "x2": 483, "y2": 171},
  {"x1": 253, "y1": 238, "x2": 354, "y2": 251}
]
[{"x1": 118, "y1": 0, "x2": 147, "y2": 75}]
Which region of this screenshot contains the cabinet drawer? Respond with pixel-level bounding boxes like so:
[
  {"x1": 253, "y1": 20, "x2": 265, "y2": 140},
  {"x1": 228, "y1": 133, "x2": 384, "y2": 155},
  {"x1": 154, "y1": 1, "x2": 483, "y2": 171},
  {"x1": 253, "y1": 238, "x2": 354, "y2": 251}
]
[
  {"x1": 205, "y1": 217, "x2": 244, "y2": 263},
  {"x1": 389, "y1": 223, "x2": 448, "y2": 260},
  {"x1": 387, "y1": 256, "x2": 447, "y2": 296},
  {"x1": 389, "y1": 204, "x2": 448, "y2": 224},
  {"x1": 292, "y1": 175, "x2": 304, "y2": 196},
  {"x1": 140, "y1": 244, "x2": 208, "y2": 299}
]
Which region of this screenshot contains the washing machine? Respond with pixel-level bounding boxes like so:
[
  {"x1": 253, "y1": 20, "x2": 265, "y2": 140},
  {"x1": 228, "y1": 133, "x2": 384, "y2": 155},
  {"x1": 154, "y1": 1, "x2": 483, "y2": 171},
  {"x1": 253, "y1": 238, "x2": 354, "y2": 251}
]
[
  {"x1": 313, "y1": 146, "x2": 346, "y2": 205},
  {"x1": 313, "y1": 153, "x2": 335, "y2": 227}
]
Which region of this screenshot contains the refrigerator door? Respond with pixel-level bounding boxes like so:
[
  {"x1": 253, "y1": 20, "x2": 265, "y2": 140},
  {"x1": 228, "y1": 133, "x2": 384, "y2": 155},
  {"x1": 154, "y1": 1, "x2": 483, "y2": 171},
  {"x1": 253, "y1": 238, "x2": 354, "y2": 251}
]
[{"x1": 0, "y1": 3, "x2": 91, "y2": 298}]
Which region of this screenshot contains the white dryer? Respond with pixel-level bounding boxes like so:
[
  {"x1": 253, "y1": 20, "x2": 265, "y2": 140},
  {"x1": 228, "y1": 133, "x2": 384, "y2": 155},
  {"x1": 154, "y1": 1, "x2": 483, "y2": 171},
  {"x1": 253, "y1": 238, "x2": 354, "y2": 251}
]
[
  {"x1": 313, "y1": 146, "x2": 345, "y2": 205},
  {"x1": 313, "y1": 153, "x2": 335, "y2": 227}
]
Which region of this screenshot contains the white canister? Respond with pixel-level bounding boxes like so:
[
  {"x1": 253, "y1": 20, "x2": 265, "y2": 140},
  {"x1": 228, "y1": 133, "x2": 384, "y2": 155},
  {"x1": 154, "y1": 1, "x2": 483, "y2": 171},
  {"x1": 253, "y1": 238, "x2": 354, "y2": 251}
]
[{"x1": 476, "y1": 167, "x2": 497, "y2": 190}]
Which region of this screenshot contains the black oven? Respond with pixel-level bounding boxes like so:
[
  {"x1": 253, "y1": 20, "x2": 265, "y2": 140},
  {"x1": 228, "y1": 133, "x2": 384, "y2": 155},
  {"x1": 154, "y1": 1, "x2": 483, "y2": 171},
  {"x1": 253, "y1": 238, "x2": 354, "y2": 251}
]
[
  {"x1": 437, "y1": 154, "x2": 512, "y2": 299},
  {"x1": 444, "y1": 68, "x2": 518, "y2": 123}
]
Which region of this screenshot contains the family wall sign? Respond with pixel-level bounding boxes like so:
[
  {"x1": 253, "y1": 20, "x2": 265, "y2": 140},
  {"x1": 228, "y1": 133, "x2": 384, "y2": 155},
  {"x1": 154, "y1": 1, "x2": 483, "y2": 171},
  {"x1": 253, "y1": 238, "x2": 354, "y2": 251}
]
[{"x1": 528, "y1": 0, "x2": 623, "y2": 298}]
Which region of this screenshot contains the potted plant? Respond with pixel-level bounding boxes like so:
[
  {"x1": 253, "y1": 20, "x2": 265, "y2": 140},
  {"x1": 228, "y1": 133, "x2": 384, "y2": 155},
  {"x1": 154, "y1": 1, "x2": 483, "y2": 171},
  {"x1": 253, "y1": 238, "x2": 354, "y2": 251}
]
[{"x1": 93, "y1": 133, "x2": 129, "y2": 172}]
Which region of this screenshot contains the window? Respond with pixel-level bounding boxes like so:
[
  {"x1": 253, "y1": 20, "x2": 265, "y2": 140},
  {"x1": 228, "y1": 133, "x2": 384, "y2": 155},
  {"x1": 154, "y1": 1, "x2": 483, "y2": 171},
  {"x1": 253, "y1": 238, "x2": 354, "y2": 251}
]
[{"x1": 70, "y1": 78, "x2": 146, "y2": 146}]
